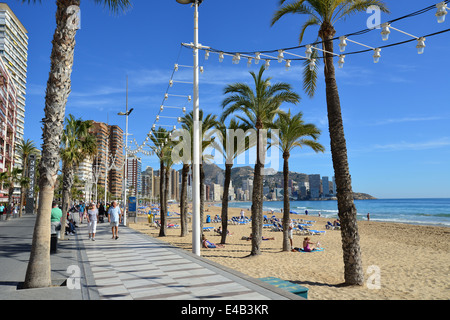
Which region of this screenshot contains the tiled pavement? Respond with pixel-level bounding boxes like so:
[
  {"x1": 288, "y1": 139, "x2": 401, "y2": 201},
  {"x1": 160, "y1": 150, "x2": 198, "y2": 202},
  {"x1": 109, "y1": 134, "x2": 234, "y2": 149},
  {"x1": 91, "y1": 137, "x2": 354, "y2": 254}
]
[{"x1": 78, "y1": 220, "x2": 302, "y2": 300}]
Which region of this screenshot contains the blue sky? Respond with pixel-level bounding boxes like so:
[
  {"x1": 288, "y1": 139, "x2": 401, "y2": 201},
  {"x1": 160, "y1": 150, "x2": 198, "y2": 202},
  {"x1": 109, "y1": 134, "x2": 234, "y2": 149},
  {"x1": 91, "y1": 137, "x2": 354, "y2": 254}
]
[{"x1": 5, "y1": 0, "x2": 450, "y2": 199}]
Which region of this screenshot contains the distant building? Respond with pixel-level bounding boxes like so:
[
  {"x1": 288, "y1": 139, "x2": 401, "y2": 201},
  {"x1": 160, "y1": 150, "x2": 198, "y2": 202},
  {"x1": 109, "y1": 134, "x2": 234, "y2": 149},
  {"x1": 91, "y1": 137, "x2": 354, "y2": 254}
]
[
  {"x1": 309, "y1": 174, "x2": 321, "y2": 199},
  {"x1": 322, "y1": 176, "x2": 329, "y2": 197},
  {"x1": 126, "y1": 155, "x2": 141, "y2": 197}
]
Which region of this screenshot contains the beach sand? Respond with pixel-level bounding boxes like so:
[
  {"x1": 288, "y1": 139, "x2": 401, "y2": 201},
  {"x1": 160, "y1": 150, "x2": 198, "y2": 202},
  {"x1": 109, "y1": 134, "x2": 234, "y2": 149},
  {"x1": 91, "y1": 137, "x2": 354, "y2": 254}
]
[{"x1": 129, "y1": 202, "x2": 450, "y2": 300}]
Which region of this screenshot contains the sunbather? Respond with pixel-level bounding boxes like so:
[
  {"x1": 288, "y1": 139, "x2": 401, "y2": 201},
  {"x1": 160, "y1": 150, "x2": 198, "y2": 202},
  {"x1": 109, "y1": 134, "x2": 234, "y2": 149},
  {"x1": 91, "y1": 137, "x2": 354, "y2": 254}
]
[
  {"x1": 202, "y1": 234, "x2": 224, "y2": 248},
  {"x1": 303, "y1": 237, "x2": 320, "y2": 252}
]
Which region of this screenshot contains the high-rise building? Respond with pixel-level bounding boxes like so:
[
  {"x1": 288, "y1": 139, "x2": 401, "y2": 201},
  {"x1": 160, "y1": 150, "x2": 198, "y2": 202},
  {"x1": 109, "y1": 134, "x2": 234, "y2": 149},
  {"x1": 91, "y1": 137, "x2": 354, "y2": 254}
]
[
  {"x1": 322, "y1": 176, "x2": 329, "y2": 197},
  {"x1": 141, "y1": 167, "x2": 154, "y2": 200},
  {"x1": 0, "y1": 3, "x2": 28, "y2": 164},
  {"x1": 88, "y1": 122, "x2": 124, "y2": 200},
  {"x1": 0, "y1": 54, "x2": 17, "y2": 203},
  {"x1": 126, "y1": 155, "x2": 141, "y2": 196},
  {"x1": 308, "y1": 174, "x2": 321, "y2": 199}
]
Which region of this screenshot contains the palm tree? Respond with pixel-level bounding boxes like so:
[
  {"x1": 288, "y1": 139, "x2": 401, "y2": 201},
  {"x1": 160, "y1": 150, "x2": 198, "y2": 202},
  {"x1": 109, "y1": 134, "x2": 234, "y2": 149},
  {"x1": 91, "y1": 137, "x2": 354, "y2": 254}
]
[
  {"x1": 221, "y1": 66, "x2": 300, "y2": 256},
  {"x1": 60, "y1": 115, "x2": 97, "y2": 241},
  {"x1": 271, "y1": 0, "x2": 389, "y2": 285},
  {"x1": 213, "y1": 119, "x2": 254, "y2": 244},
  {"x1": 17, "y1": 139, "x2": 38, "y2": 217},
  {"x1": 270, "y1": 110, "x2": 324, "y2": 251},
  {"x1": 180, "y1": 110, "x2": 217, "y2": 241},
  {"x1": 23, "y1": 0, "x2": 132, "y2": 289},
  {"x1": 148, "y1": 128, "x2": 170, "y2": 237}
]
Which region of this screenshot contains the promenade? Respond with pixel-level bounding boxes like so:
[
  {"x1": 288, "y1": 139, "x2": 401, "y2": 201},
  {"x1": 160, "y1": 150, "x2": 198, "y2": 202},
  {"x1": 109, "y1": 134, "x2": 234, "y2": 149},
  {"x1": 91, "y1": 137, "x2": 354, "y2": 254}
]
[{"x1": 0, "y1": 213, "x2": 301, "y2": 301}]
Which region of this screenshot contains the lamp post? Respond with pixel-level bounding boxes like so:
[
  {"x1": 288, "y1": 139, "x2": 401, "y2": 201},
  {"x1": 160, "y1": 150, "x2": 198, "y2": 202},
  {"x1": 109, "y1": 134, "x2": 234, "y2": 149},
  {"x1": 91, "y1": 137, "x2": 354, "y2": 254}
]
[
  {"x1": 118, "y1": 77, "x2": 134, "y2": 226},
  {"x1": 176, "y1": 0, "x2": 202, "y2": 256}
]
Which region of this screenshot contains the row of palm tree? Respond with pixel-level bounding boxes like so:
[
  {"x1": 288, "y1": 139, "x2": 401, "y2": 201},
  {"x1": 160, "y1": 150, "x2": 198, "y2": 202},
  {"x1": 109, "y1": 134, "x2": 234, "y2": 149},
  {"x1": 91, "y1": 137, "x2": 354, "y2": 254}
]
[{"x1": 149, "y1": 66, "x2": 324, "y2": 257}]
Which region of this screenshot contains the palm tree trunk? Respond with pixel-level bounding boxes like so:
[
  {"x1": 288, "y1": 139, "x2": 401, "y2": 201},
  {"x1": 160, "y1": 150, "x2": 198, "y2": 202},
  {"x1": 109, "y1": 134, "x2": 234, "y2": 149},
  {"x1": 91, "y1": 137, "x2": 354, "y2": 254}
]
[
  {"x1": 180, "y1": 164, "x2": 189, "y2": 237},
  {"x1": 321, "y1": 23, "x2": 363, "y2": 286},
  {"x1": 282, "y1": 152, "x2": 290, "y2": 251},
  {"x1": 159, "y1": 160, "x2": 166, "y2": 237},
  {"x1": 60, "y1": 164, "x2": 73, "y2": 240},
  {"x1": 220, "y1": 163, "x2": 232, "y2": 244},
  {"x1": 24, "y1": 0, "x2": 80, "y2": 289},
  {"x1": 250, "y1": 127, "x2": 264, "y2": 256}
]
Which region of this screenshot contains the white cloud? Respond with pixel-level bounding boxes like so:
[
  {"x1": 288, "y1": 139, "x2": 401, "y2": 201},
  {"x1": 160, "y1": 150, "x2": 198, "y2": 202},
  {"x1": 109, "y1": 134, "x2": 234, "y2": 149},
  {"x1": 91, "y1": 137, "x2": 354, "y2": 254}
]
[{"x1": 372, "y1": 137, "x2": 450, "y2": 151}]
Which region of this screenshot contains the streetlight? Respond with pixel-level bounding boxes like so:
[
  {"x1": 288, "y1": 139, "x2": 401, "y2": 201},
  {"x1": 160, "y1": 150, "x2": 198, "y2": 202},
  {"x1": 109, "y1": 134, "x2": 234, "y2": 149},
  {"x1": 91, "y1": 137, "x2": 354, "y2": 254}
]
[
  {"x1": 118, "y1": 78, "x2": 134, "y2": 226},
  {"x1": 176, "y1": 0, "x2": 203, "y2": 256}
]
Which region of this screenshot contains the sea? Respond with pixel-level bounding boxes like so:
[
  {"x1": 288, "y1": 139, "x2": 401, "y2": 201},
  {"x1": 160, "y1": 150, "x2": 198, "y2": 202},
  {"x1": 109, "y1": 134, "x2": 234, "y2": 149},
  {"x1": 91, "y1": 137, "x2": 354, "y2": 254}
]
[{"x1": 223, "y1": 198, "x2": 450, "y2": 227}]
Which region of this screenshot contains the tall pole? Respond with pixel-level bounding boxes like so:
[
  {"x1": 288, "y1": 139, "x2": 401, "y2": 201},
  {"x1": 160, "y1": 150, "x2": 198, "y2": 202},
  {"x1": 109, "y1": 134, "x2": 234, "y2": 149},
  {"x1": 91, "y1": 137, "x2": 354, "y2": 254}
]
[
  {"x1": 104, "y1": 114, "x2": 109, "y2": 205},
  {"x1": 192, "y1": 0, "x2": 201, "y2": 256},
  {"x1": 123, "y1": 77, "x2": 129, "y2": 226}
]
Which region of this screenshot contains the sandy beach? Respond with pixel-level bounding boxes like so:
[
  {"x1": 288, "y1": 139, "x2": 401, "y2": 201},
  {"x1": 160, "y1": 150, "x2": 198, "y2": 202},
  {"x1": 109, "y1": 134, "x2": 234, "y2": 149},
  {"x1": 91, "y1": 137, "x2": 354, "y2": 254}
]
[{"x1": 129, "y1": 202, "x2": 450, "y2": 300}]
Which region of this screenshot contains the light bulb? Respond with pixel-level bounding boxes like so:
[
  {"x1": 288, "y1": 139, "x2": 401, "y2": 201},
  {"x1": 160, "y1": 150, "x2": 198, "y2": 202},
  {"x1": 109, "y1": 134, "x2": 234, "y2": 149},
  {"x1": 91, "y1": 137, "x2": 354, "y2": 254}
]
[
  {"x1": 265, "y1": 60, "x2": 270, "y2": 70},
  {"x1": 177, "y1": 117, "x2": 181, "y2": 123},
  {"x1": 373, "y1": 48, "x2": 381, "y2": 63},
  {"x1": 174, "y1": 64, "x2": 179, "y2": 72},
  {"x1": 164, "y1": 93, "x2": 168, "y2": 100},
  {"x1": 169, "y1": 80, "x2": 173, "y2": 87},
  {"x1": 205, "y1": 50, "x2": 210, "y2": 60},
  {"x1": 156, "y1": 115, "x2": 159, "y2": 121},
  {"x1": 219, "y1": 52, "x2": 224, "y2": 63},
  {"x1": 416, "y1": 37, "x2": 426, "y2": 54},
  {"x1": 285, "y1": 59, "x2": 291, "y2": 71},
  {"x1": 152, "y1": 124, "x2": 156, "y2": 130},
  {"x1": 436, "y1": 2, "x2": 448, "y2": 23},
  {"x1": 200, "y1": 66, "x2": 204, "y2": 73},
  {"x1": 339, "y1": 36, "x2": 347, "y2": 53},
  {"x1": 277, "y1": 50, "x2": 284, "y2": 63},
  {"x1": 173, "y1": 126, "x2": 176, "y2": 130},
  {"x1": 188, "y1": 95, "x2": 191, "y2": 102},
  {"x1": 233, "y1": 53, "x2": 240, "y2": 64},
  {"x1": 309, "y1": 59, "x2": 316, "y2": 71},
  {"x1": 255, "y1": 52, "x2": 261, "y2": 64},
  {"x1": 338, "y1": 55, "x2": 345, "y2": 68},
  {"x1": 182, "y1": 107, "x2": 186, "y2": 113},
  {"x1": 247, "y1": 57, "x2": 252, "y2": 67},
  {"x1": 305, "y1": 45, "x2": 312, "y2": 59},
  {"x1": 381, "y1": 23, "x2": 390, "y2": 41}
]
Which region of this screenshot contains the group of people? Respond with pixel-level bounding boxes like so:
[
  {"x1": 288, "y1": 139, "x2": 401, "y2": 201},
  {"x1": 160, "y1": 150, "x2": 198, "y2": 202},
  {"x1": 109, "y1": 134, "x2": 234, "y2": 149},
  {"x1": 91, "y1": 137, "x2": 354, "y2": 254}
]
[
  {"x1": 0, "y1": 203, "x2": 19, "y2": 221},
  {"x1": 51, "y1": 200, "x2": 124, "y2": 241}
]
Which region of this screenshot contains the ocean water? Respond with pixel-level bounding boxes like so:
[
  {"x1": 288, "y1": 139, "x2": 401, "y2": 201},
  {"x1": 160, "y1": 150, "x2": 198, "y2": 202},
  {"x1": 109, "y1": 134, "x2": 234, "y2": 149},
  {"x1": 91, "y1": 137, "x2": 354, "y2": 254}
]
[{"x1": 224, "y1": 198, "x2": 450, "y2": 227}]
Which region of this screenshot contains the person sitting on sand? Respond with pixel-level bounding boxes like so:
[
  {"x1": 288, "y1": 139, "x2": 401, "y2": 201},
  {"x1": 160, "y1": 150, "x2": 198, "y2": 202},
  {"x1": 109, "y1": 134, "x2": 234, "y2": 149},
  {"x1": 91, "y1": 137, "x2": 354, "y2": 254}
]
[
  {"x1": 202, "y1": 234, "x2": 224, "y2": 248},
  {"x1": 303, "y1": 237, "x2": 319, "y2": 252}
]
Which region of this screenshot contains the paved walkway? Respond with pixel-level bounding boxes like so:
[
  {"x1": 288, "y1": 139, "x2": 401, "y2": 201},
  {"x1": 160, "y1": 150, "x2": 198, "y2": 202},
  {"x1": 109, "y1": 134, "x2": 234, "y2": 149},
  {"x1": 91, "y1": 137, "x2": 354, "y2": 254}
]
[{"x1": 0, "y1": 214, "x2": 302, "y2": 301}]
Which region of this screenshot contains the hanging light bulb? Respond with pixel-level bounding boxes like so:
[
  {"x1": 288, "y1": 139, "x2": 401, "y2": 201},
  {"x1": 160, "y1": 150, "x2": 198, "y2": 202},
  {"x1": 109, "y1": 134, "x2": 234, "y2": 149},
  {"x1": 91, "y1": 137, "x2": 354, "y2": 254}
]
[
  {"x1": 255, "y1": 52, "x2": 261, "y2": 64},
  {"x1": 285, "y1": 59, "x2": 291, "y2": 71},
  {"x1": 309, "y1": 59, "x2": 316, "y2": 71},
  {"x1": 416, "y1": 37, "x2": 426, "y2": 54},
  {"x1": 219, "y1": 52, "x2": 224, "y2": 62},
  {"x1": 182, "y1": 107, "x2": 186, "y2": 113},
  {"x1": 164, "y1": 93, "x2": 168, "y2": 100},
  {"x1": 247, "y1": 57, "x2": 252, "y2": 67},
  {"x1": 232, "y1": 53, "x2": 241, "y2": 64},
  {"x1": 305, "y1": 45, "x2": 312, "y2": 59},
  {"x1": 338, "y1": 55, "x2": 345, "y2": 68},
  {"x1": 277, "y1": 50, "x2": 284, "y2": 63},
  {"x1": 152, "y1": 124, "x2": 156, "y2": 130},
  {"x1": 339, "y1": 36, "x2": 347, "y2": 53},
  {"x1": 156, "y1": 115, "x2": 159, "y2": 121},
  {"x1": 436, "y1": 2, "x2": 448, "y2": 23},
  {"x1": 173, "y1": 125, "x2": 176, "y2": 130},
  {"x1": 265, "y1": 59, "x2": 270, "y2": 70},
  {"x1": 169, "y1": 80, "x2": 173, "y2": 87},
  {"x1": 177, "y1": 117, "x2": 181, "y2": 123},
  {"x1": 200, "y1": 66, "x2": 204, "y2": 73},
  {"x1": 160, "y1": 105, "x2": 164, "y2": 111},
  {"x1": 381, "y1": 23, "x2": 390, "y2": 41},
  {"x1": 373, "y1": 48, "x2": 381, "y2": 63},
  {"x1": 205, "y1": 50, "x2": 210, "y2": 60},
  {"x1": 188, "y1": 95, "x2": 191, "y2": 102},
  {"x1": 174, "y1": 64, "x2": 179, "y2": 72}
]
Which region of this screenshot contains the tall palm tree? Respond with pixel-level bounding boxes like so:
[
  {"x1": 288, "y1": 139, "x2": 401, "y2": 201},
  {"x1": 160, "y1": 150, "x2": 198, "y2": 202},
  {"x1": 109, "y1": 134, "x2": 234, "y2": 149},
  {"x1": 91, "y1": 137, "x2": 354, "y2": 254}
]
[
  {"x1": 17, "y1": 139, "x2": 38, "y2": 217},
  {"x1": 271, "y1": 0, "x2": 389, "y2": 285},
  {"x1": 270, "y1": 109, "x2": 324, "y2": 251},
  {"x1": 148, "y1": 127, "x2": 170, "y2": 237},
  {"x1": 221, "y1": 66, "x2": 300, "y2": 256},
  {"x1": 180, "y1": 110, "x2": 217, "y2": 241},
  {"x1": 60, "y1": 115, "x2": 97, "y2": 241},
  {"x1": 213, "y1": 119, "x2": 254, "y2": 244},
  {"x1": 23, "y1": 0, "x2": 132, "y2": 289}
]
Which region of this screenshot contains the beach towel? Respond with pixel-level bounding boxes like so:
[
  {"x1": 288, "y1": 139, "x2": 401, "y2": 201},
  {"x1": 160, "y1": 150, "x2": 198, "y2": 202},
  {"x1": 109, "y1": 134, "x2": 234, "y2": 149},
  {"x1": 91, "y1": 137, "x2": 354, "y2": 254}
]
[{"x1": 295, "y1": 247, "x2": 324, "y2": 252}]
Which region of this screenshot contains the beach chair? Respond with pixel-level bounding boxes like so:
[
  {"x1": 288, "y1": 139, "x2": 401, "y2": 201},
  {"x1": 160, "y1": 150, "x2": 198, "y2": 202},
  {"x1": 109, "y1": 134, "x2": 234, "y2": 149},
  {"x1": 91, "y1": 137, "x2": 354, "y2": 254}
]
[
  {"x1": 309, "y1": 230, "x2": 326, "y2": 235},
  {"x1": 326, "y1": 221, "x2": 335, "y2": 230}
]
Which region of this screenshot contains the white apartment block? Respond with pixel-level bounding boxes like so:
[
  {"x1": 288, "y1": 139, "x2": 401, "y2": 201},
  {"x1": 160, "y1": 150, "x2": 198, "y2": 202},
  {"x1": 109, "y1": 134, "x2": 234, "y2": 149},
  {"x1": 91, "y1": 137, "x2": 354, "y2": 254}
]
[{"x1": 0, "y1": 3, "x2": 28, "y2": 166}]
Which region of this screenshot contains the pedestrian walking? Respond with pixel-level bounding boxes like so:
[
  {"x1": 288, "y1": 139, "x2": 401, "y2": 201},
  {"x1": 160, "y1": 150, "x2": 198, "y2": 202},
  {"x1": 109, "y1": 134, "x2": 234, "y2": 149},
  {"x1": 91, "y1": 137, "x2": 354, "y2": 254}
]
[
  {"x1": 78, "y1": 202, "x2": 86, "y2": 224},
  {"x1": 108, "y1": 200, "x2": 122, "y2": 240},
  {"x1": 87, "y1": 202, "x2": 99, "y2": 241}
]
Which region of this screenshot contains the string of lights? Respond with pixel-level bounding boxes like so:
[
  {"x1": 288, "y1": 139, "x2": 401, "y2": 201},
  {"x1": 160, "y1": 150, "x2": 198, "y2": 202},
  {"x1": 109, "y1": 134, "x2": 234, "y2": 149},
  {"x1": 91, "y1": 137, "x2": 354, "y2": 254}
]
[{"x1": 126, "y1": 1, "x2": 449, "y2": 157}]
